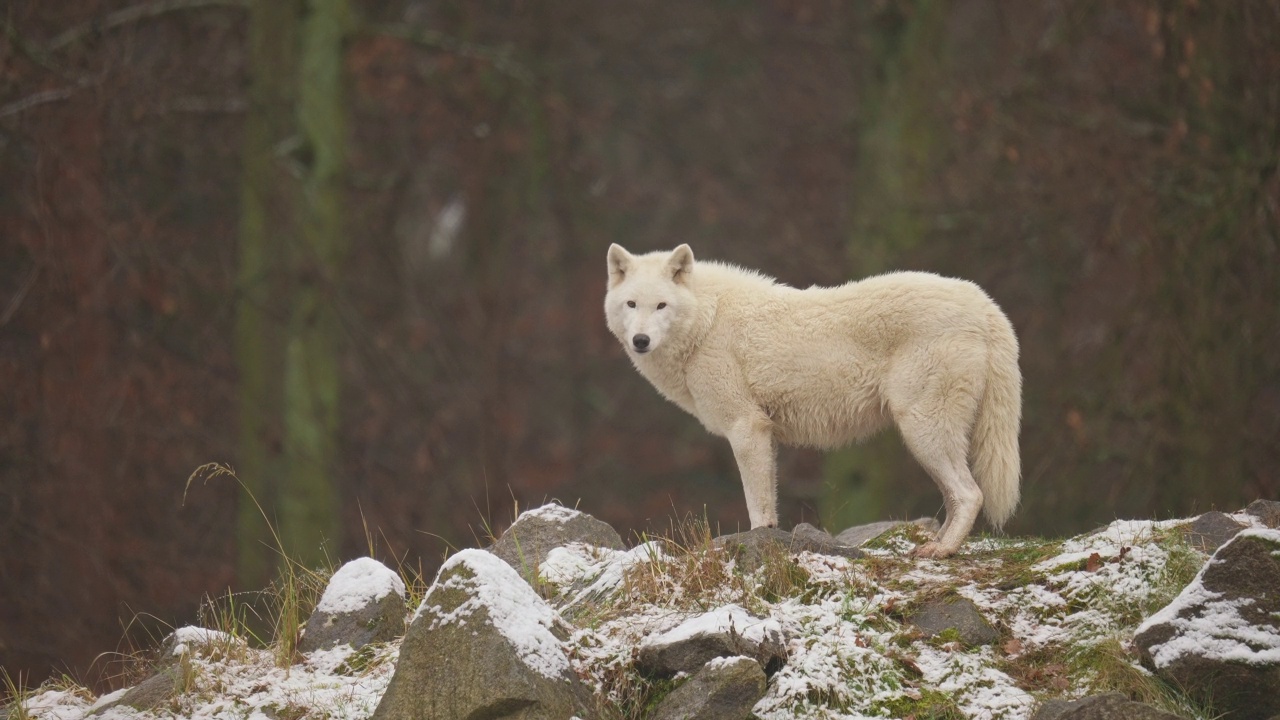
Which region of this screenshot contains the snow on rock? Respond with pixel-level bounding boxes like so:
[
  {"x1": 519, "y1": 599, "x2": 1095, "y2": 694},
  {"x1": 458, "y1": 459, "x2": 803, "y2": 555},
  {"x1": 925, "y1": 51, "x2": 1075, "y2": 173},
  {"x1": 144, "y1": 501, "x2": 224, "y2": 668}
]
[
  {"x1": 415, "y1": 547, "x2": 570, "y2": 679},
  {"x1": 1132, "y1": 527, "x2": 1280, "y2": 720},
  {"x1": 637, "y1": 603, "x2": 788, "y2": 677},
  {"x1": 164, "y1": 626, "x2": 241, "y2": 658},
  {"x1": 645, "y1": 603, "x2": 783, "y2": 649},
  {"x1": 1136, "y1": 528, "x2": 1280, "y2": 667},
  {"x1": 541, "y1": 540, "x2": 666, "y2": 605},
  {"x1": 315, "y1": 557, "x2": 406, "y2": 614},
  {"x1": 520, "y1": 503, "x2": 585, "y2": 524},
  {"x1": 488, "y1": 502, "x2": 625, "y2": 582}
]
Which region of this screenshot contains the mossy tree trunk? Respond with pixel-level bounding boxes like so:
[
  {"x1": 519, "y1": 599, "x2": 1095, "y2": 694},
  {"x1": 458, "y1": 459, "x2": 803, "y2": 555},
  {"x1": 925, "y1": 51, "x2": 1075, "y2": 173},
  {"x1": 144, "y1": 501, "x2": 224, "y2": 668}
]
[
  {"x1": 235, "y1": 0, "x2": 302, "y2": 589},
  {"x1": 236, "y1": 0, "x2": 348, "y2": 583},
  {"x1": 280, "y1": 0, "x2": 349, "y2": 568}
]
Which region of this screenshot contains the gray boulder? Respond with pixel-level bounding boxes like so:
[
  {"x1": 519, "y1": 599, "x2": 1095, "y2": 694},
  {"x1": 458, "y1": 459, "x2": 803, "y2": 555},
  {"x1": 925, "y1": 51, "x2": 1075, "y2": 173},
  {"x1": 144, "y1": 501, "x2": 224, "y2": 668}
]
[
  {"x1": 489, "y1": 503, "x2": 625, "y2": 582},
  {"x1": 636, "y1": 604, "x2": 788, "y2": 676},
  {"x1": 834, "y1": 517, "x2": 941, "y2": 547},
  {"x1": 1134, "y1": 529, "x2": 1280, "y2": 720},
  {"x1": 715, "y1": 526, "x2": 860, "y2": 575},
  {"x1": 907, "y1": 597, "x2": 1000, "y2": 646},
  {"x1": 1031, "y1": 693, "x2": 1185, "y2": 720},
  {"x1": 790, "y1": 522, "x2": 836, "y2": 545},
  {"x1": 372, "y1": 549, "x2": 588, "y2": 720},
  {"x1": 647, "y1": 656, "x2": 767, "y2": 720},
  {"x1": 92, "y1": 669, "x2": 183, "y2": 714},
  {"x1": 300, "y1": 557, "x2": 406, "y2": 653},
  {"x1": 1244, "y1": 499, "x2": 1280, "y2": 528},
  {"x1": 1180, "y1": 511, "x2": 1247, "y2": 553}
]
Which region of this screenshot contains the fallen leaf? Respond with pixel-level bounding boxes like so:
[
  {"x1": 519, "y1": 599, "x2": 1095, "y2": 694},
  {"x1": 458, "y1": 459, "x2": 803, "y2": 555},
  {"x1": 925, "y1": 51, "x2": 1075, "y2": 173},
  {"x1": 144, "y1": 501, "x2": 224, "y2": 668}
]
[{"x1": 1086, "y1": 552, "x2": 1103, "y2": 572}]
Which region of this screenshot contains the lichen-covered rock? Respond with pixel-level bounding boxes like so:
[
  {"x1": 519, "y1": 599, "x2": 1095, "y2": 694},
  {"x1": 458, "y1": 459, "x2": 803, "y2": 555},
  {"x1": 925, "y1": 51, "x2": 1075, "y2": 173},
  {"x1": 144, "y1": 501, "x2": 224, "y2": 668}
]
[
  {"x1": 372, "y1": 549, "x2": 588, "y2": 720},
  {"x1": 833, "y1": 517, "x2": 941, "y2": 547},
  {"x1": 714, "y1": 526, "x2": 861, "y2": 574},
  {"x1": 1179, "y1": 510, "x2": 1247, "y2": 553},
  {"x1": 907, "y1": 597, "x2": 1000, "y2": 646},
  {"x1": 1031, "y1": 693, "x2": 1185, "y2": 720},
  {"x1": 90, "y1": 669, "x2": 183, "y2": 714},
  {"x1": 1134, "y1": 528, "x2": 1280, "y2": 720},
  {"x1": 299, "y1": 557, "x2": 406, "y2": 653},
  {"x1": 636, "y1": 604, "x2": 788, "y2": 676},
  {"x1": 1244, "y1": 499, "x2": 1280, "y2": 529},
  {"x1": 489, "y1": 503, "x2": 625, "y2": 582},
  {"x1": 647, "y1": 656, "x2": 767, "y2": 720}
]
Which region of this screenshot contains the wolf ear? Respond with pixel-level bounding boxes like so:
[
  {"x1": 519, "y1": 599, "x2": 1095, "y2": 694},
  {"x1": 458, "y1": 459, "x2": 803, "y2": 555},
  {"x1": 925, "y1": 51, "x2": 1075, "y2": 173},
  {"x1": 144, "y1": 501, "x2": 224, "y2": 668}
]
[
  {"x1": 667, "y1": 244, "x2": 694, "y2": 283},
  {"x1": 607, "y1": 244, "x2": 632, "y2": 286}
]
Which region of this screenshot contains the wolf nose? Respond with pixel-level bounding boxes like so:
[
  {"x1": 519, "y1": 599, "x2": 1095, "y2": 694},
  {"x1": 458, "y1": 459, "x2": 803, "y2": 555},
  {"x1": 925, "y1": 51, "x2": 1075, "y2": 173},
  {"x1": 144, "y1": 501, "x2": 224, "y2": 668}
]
[{"x1": 632, "y1": 334, "x2": 650, "y2": 351}]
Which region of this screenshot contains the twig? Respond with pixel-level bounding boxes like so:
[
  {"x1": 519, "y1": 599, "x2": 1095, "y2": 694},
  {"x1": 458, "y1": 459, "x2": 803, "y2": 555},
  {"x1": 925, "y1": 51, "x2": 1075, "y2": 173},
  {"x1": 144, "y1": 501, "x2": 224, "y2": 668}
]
[
  {"x1": 0, "y1": 79, "x2": 94, "y2": 119},
  {"x1": 44, "y1": 0, "x2": 249, "y2": 53},
  {"x1": 0, "y1": 265, "x2": 39, "y2": 327},
  {"x1": 364, "y1": 22, "x2": 535, "y2": 85}
]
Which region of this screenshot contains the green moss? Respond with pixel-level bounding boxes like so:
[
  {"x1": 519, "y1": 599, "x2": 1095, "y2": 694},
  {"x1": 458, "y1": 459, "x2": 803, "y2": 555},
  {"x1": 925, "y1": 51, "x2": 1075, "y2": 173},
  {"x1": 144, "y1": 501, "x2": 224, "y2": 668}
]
[
  {"x1": 873, "y1": 687, "x2": 964, "y2": 720},
  {"x1": 334, "y1": 644, "x2": 383, "y2": 676}
]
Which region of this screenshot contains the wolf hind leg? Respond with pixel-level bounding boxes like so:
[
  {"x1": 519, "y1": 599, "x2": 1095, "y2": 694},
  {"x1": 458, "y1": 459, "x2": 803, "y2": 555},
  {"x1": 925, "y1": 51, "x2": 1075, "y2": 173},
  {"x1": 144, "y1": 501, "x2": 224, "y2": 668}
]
[
  {"x1": 726, "y1": 412, "x2": 779, "y2": 528},
  {"x1": 890, "y1": 371, "x2": 984, "y2": 557}
]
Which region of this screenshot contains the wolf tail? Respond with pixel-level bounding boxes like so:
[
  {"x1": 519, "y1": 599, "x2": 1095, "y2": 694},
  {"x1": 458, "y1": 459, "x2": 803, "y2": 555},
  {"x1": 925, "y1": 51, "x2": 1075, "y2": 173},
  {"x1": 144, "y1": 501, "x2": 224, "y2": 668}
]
[{"x1": 971, "y1": 307, "x2": 1023, "y2": 529}]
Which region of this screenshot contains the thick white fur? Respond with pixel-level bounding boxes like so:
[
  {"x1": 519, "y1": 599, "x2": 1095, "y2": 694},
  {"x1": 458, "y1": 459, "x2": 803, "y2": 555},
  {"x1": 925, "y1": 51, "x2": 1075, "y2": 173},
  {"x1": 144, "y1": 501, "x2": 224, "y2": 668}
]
[{"x1": 604, "y1": 244, "x2": 1022, "y2": 557}]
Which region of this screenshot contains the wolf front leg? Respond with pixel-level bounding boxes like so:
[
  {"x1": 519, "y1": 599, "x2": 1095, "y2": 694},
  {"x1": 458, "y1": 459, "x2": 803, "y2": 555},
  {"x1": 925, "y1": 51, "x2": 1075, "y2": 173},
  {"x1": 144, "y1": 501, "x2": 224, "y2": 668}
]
[{"x1": 726, "y1": 413, "x2": 779, "y2": 528}]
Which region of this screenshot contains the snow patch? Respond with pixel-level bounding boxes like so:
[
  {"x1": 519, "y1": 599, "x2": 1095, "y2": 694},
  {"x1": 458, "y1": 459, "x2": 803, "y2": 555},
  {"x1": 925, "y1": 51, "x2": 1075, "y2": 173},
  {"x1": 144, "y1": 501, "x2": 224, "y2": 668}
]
[
  {"x1": 914, "y1": 645, "x2": 1036, "y2": 720},
  {"x1": 316, "y1": 557, "x2": 406, "y2": 615}
]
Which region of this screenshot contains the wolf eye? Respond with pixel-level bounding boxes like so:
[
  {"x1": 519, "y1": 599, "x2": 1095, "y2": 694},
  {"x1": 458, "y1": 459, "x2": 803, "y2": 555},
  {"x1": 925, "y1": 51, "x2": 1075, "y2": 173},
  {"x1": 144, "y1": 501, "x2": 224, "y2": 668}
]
[
  {"x1": 657, "y1": 302, "x2": 667, "y2": 309},
  {"x1": 626, "y1": 301, "x2": 636, "y2": 308}
]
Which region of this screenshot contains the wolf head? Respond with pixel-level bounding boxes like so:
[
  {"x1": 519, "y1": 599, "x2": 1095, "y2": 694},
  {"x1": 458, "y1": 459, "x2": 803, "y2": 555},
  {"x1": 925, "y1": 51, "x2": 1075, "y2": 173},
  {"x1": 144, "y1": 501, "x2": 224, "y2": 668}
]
[{"x1": 604, "y1": 244, "x2": 696, "y2": 356}]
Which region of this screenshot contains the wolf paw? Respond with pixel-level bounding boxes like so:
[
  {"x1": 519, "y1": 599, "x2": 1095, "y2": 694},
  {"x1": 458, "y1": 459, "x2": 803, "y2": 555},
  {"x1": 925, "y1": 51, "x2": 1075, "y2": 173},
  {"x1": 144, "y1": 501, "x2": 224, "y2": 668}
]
[{"x1": 912, "y1": 541, "x2": 955, "y2": 559}]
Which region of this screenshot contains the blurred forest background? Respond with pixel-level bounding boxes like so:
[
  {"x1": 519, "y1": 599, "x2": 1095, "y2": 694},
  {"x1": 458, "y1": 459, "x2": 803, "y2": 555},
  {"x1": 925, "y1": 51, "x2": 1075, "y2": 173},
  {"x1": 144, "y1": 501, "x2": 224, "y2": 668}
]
[{"x1": 2, "y1": 0, "x2": 1278, "y2": 691}]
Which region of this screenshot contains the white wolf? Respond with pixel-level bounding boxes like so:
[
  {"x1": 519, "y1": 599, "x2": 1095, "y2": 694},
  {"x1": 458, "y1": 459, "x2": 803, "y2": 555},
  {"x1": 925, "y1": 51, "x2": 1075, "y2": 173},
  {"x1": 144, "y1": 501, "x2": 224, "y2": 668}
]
[{"x1": 604, "y1": 244, "x2": 1022, "y2": 557}]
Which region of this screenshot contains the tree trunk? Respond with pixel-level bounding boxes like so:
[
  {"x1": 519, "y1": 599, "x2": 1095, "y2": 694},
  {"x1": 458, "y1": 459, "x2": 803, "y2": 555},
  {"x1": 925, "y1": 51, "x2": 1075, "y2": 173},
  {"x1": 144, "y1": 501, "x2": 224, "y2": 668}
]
[
  {"x1": 235, "y1": 0, "x2": 302, "y2": 588},
  {"x1": 279, "y1": 0, "x2": 349, "y2": 567}
]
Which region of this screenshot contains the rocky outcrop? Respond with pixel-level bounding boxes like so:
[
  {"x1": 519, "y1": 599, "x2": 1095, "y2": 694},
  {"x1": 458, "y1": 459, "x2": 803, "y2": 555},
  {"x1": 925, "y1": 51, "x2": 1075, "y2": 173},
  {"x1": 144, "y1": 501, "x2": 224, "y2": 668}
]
[
  {"x1": 1134, "y1": 528, "x2": 1280, "y2": 720},
  {"x1": 299, "y1": 557, "x2": 406, "y2": 653},
  {"x1": 489, "y1": 502, "x2": 625, "y2": 582},
  {"x1": 834, "y1": 517, "x2": 941, "y2": 547},
  {"x1": 647, "y1": 656, "x2": 767, "y2": 720},
  {"x1": 636, "y1": 604, "x2": 788, "y2": 676},
  {"x1": 907, "y1": 597, "x2": 1000, "y2": 646},
  {"x1": 372, "y1": 549, "x2": 588, "y2": 720},
  {"x1": 715, "y1": 526, "x2": 860, "y2": 574},
  {"x1": 1031, "y1": 693, "x2": 1185, "y2": 720}
]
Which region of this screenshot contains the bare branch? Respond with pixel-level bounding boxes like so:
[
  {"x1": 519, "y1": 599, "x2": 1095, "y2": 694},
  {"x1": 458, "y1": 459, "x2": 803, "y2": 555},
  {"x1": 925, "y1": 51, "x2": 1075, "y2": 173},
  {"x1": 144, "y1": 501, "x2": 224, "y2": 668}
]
[
  {"x1": 44, "y1": 0, "x2": 249, "y2": 53},
  {"x1": 0, "y1": 79, "x2": 94, "y2": 119},
  {"x1": 363, "y1": 22, "x2": 535, "y2": 86},
  {"x1": 1, "y1": 265, "x2": 40, "y2": 327}
]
